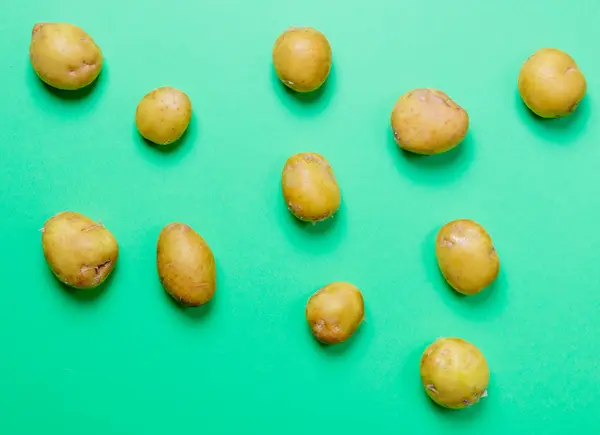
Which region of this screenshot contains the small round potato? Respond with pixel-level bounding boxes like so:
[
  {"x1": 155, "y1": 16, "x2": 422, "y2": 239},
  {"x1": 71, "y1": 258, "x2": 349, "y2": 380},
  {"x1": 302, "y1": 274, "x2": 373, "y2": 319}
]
[
  {"x1": 518, "y1": 48, "x2": 586, "y2": 118},
  {"x1": 273, "y1": 27, "x2": 332, "y2": 93},
  {"x1": 306, "y1": 282, "x2": 364, "y2": 344},
  {"x1": 436, "y1": 219, "x2": 499, "y2": 295},
  {"x1": 157, "y1": 223, "x2": 216, "y2": 306},
  {"x1": 136, "y1": 87, "x2": 192, "y2": 145},
  {"x1": 281, "y1": 152, "x2": 341, "y2": 222},
  {"x1": 420, "y1": 338, "x2": 490, "y2": 409},
  {"x1": 29, "y1": 23, "x2": 103, "y2": 91},
  {"x1": 41, "y1": 212, "x2": 118, "y2": 289},
  {"x1": 391, "y1": 88, "x2": 469, "y2": 155}
]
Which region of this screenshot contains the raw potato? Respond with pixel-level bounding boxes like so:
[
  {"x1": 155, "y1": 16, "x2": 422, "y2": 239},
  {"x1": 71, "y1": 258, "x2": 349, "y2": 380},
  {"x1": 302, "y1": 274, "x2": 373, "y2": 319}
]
[
  {"x1": 41, "y1": 212, "x2": 118, "y2": 289},
  {"x1": 273, "y1": 27, "x2": 332, "y2": 93},
  {"x1": 306, "y1": 282, "x2": 364, "y2": 344},
  {"x1": 518, "y1": 48, "x2": 586, "y2": 118},
  {"x1": 281, "y1": 152, "x2": 341, "y2": 222},
  {"x1": 29, "y1": 23, "x2": 103, "y2": 91},
  {"x1": 136, "y1": 87, "x2": 192, "y2": 145},
  {"x1": 436, "y1": 219, "x2": 499, "y2": 295},
  {"x1": 420, "y1": 338, "x2": 490, "y2": 409},
  {"x1": 391, "y1": 88, "x2": 469, "y2": 155},
  {"x1": 157, "y1": 223, "x2": 216, "y2": 307}
]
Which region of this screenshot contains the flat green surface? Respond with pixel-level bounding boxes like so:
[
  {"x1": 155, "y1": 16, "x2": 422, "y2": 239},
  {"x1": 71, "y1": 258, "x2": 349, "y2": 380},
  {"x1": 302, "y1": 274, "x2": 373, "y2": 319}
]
[{"x1": 1, "y1": 1, "x2": 600, "y2": 433}]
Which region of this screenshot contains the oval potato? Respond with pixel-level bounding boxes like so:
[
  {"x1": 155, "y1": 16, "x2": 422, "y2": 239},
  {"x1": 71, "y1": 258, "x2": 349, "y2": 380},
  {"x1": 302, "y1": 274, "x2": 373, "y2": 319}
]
[
  {"x1": 157, "y1": 223, "x2": 216, "y2": 306},
  {"x1": 518, "y1": 48, "x2": 586, "y2": 118},
  {"x1": 391, "y1": 88, "x2": 469, "y2": 155},
  {"x1": 420, "y1": 337, "x2": 490, "y2": 409},
  {"x1": 41, "y1": 211, "x2": 118, "y2": 289},
  {"x1": 136, "y1": 87, "x2": 192, "y2": 145},
  {"x1": 436, "y1": 219, "x2": 499, "y2": 295},
  {"x1": 273, "y1": 27, "x2": 332, "y2": 93},
  {"x1": 281, "y1": 152, "x2": 341, "y2": 222},
  {"x1": 306, "y1": 282, "x2": 364, "y2": 344},
  {"x1": 29, "y1": 22, "x2": 103, "y2": 91}
]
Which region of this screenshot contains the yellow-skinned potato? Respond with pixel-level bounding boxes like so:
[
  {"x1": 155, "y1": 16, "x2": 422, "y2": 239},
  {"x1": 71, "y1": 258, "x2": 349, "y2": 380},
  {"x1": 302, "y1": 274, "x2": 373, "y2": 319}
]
[
  {"x1": 157, "y1": 223, "x2": 216, "y2": 307},
  {"x1": 29, "y1": 23, "x2": 103, "y2": 91},
  {"x1": 273, "y1": 27, "x2": 332, "y2": 93},
  {"x1": 136, "y1": 87, "x2": 192, "y2": 145},
  {"x1": 518, "y1": 48, "x2": 586, "y2": 118},
  {"x1": 420, "y1": 338, "x2": 490, "y2": 409},
  {"x1": 41, "y1": 212, "x2": 118, "y2": 289},
  {"x1": 391, "y1": 88, "x2": 469, "y2": 155},
  {"x1": 436, "y1": 219, "x2": 499, "y2": 295},
  {"x1": 306, "y1": 282, "x2": 364, "y2": 344},
  {"x1": 281, "y1": 152, "x2": 341, "y2": 222}
]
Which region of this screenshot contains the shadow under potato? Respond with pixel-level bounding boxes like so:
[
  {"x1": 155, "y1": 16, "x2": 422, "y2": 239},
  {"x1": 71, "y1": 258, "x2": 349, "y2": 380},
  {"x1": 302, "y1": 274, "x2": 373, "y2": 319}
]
[
  {"x1": 161, "y1": 282, "x2": 215, "y2": 320},
  {"x1": 47, "y1": 263, "x2": 115, "y2": 303},
  {"x1": 134, "y1": 114, "x2": 197, "y2": 160},
  {"x1": 288, "y1": 210, "x2": 340, "y2": 234},
  {"x1": 309, "y1": 320, "x2": 365, "y2": 357},
  {"x1": 515, "y1": 89, "x2": 590, "y2": 143},
  {"x1": 270, "y1": 64, "x2": 336, "y2": 114},
  {"x1": 387, "y1": 129, "x2": 475, "y2": 185}
]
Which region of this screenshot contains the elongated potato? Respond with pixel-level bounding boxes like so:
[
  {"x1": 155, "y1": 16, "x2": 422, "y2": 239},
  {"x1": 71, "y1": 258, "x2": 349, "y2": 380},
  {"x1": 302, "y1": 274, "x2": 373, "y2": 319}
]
[
  {"x1": 518, "y1": 48, "x2": 586, "y2": 118},
  {"x1": 391, "y1": 88, "x2": 469, "y2": 155},
  {"x1": 136, "y1": 87, "x2": 192, "y2": 145},
  {"x1": 281, "y1": 152, "x2": 341, "y2": 222},
  {"x1": 41, "y1": 211, "x2": 118, "y2": 289},
  {"x1": 436, "y1": 219, "x2": 499, "y2": 295},
  {"x1": 420, "y1": 338, "x2": 490, "y2": 409},
  {"x1": 306, "y1": 282, "x2": 364, "y2": 344},
  {"x1": 157, "y1": 223, "x2": 216, "y2": 306},
  {"x1": 29, "y1": 23, "x2": 103, "y2": 90},
  {"x1": 273, "y1": 27, "x2": 332, "y2": 92}
]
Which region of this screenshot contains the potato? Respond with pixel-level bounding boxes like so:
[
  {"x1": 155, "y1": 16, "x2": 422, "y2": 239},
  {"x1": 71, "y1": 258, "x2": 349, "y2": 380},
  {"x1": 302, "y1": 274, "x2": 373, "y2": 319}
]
[
  {"x1": 420, "y1": 338, "x2": 490, "y2": 409},
  {"x1": 41, "y1": 212, "x2": 118, "y2": 289},
  {"x1": 29, "y1": 23, "x2": 103, "y2": 91},
  {"x1": 518, "y1": 48, "x2": 586, "y2": 118},
  {"x1": 136, "y1": 87, "x2": 192, "y2": 145},
  {"x1": 281, "y1": 152, "x2": 341, "y2": 222},
  {"x1": 436, "y1": 219, "x2": 499, "y2": 295},
  {"x1": 272, "y1": 27, "x2": 332, "y2": 93},
  {"x1": 306, "y1": 282, "x2": 364, "y2": 344},
  {"x1": 157, "y1": 223, "x2": 216, "y2": 306},
  {"x1": 391, "y1": 88, "x2": 469, "y2": 155}
]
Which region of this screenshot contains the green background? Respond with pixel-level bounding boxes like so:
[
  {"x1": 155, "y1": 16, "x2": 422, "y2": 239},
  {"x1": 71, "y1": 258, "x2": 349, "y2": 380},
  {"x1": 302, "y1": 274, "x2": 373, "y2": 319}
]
[{"x1": 1, "y1": 0, "x2": 599, "y2": 433}]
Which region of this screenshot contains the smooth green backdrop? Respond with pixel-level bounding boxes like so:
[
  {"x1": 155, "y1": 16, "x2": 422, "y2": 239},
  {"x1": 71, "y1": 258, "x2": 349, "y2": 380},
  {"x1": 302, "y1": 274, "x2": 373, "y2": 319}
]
[{"x1": 2, "y1": 1, "x2": 600, "y2": 433}]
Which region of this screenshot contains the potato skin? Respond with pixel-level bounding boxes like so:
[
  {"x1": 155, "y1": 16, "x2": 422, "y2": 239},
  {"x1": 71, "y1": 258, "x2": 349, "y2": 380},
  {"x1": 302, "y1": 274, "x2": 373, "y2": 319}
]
[
  {"x1": 518, "y1": 48, "x2": 586, "y2": 118},
  {"x1": 391, "y1": 88, "x2": 469, "y2": 155},
  {"x1": 306, "y1": 282, "x2": 364, "y2": 344},
  {"x1": 41, "y1": 212, "x2": 118, "y2": 289},
  {"x1": 281, "y1": 152, "x2": 341, "y2": 222},
  {"x1": 420, "y1": 338, "x2": 489, "y2": 409},
  {"x1": 29, "y1": 23, "x2": 103, "y2": 91},
  {"x1": 273, "y1": 27, "x2": 332, "y2": 93},
  {"x1": 436, "y1": 219, "x2": 499, "y2": 295},
  {"x1": 157, "y1": 223, "x2": 216, "y2": 307},
  {"x1": 136, "y1": 87, "x2": 192, "y2": 145}
]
